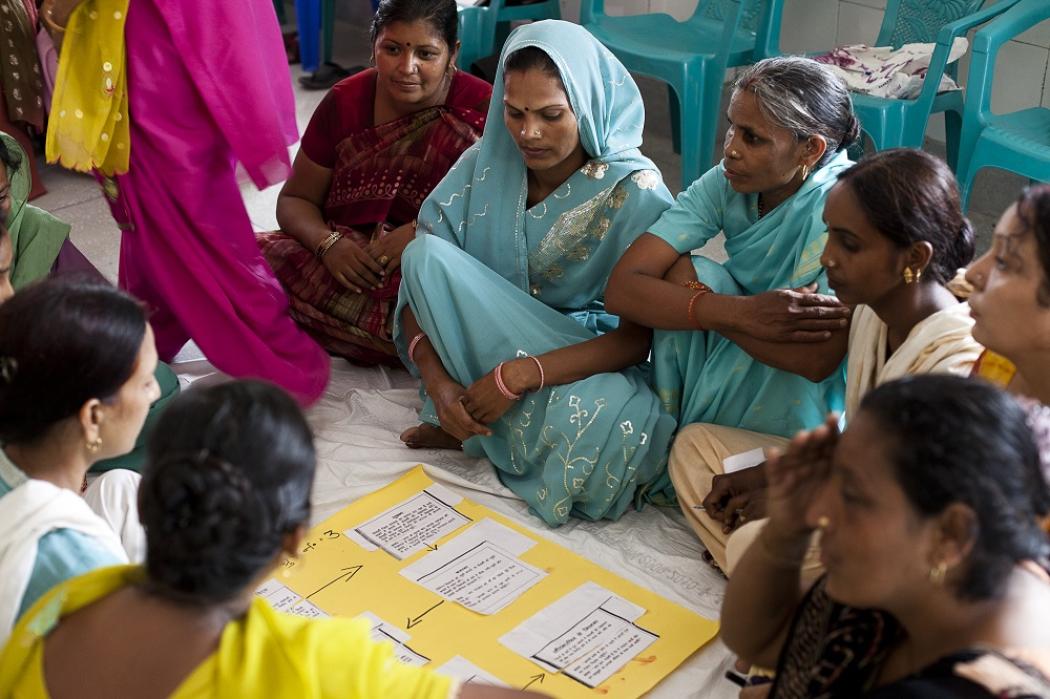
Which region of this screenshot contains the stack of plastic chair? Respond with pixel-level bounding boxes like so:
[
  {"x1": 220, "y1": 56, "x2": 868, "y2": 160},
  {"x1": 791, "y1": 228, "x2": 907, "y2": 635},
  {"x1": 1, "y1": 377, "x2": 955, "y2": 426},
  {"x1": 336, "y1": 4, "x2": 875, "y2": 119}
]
[
  {"x1": 493, "y1": 0, "x2": 562, "y2": 50},
  {"x1": 457, "y1": 0, "x2": 561, "y2": 73},
  {"x1": 579, "y1": 0, "x2": 784, "y2": 187},
  {"x1": 956, "y1": 0, "x2": 1050, "y2": 210},
  {"x1": 816, "y1": 0, "x2": 1021, "y2": 169}
]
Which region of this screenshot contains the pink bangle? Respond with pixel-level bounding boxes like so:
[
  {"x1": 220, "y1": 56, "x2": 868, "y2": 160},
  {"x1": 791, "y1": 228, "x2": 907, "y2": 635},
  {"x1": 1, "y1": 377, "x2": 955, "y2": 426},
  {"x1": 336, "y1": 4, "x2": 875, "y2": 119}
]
[
  {"x1": 526, "y1": 355, "x2": 545, "y2": 391},
  {"x1": 494, "y1": 362, "x2": 522, "y2": 401},
  {"x1": 407, "y1": 333, "x2": 426, "y2": 363}
]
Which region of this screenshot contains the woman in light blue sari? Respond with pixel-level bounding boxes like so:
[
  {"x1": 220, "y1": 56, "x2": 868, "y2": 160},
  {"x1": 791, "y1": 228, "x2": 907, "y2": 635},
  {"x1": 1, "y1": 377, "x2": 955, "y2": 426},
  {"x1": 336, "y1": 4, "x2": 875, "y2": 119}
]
[
  {"x1": 607, "y1": 57, "x2": 859, "y2": 439},
  {"x1": 395, "y1": 20, "x2": 676, "y2": 526},
  {"x1": 605, "y1": 57, "x2": 859, "y2": 564}
]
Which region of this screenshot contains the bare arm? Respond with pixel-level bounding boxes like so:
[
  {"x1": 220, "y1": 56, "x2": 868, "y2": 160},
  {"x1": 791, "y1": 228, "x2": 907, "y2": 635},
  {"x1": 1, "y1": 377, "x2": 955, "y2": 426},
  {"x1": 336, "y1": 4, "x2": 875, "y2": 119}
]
[
  {"x1": 720, "y1": 325, "x2": 849, "y2": 383},
  {"x1": 606, "y1": 234, "x2": 849, "y2": 382},
  {"x1": 720, "y1": 525, "x2": 810, "y2": 668},
  {"x1": 401, "y1": 306, "x2": 491, "y2": 441},
  {"x1": 721, "y1": 417, "x2": 838, "y2": 668},
  {"x1": 501, "y1": 319, "x2": 652, "y2": 394},
  {"x1": 276, "y1": 151, "x2": 335, "y2": 252},
  {"x1": 460, "y1": 318, "x2": 652, "y2": 426},
  {"x1": 276, "y1": 150, "x2": 385, "y2": 291}
]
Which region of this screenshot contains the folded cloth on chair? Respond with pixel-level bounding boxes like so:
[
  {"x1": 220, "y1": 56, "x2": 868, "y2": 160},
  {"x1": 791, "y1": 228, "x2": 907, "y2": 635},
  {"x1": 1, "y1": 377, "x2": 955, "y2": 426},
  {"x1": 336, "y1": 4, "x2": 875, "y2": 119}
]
[{"x1": 814, "y1": 39, "x2": 968, "y2": 100}]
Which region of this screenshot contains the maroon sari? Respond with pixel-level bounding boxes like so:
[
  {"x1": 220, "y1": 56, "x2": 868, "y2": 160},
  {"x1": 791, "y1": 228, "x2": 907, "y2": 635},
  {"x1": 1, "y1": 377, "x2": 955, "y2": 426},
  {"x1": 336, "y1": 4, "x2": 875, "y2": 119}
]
[{"x1": 258, "y1": 69, "x2": 490, "y2": 365}]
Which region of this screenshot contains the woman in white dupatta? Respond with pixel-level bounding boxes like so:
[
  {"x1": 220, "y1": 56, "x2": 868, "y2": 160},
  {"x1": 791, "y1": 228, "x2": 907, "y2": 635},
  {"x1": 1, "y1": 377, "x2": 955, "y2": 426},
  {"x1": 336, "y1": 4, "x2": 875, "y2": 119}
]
[
  {"x1": 673, "y1": 149, "x2": 983, "y2": 573},
  {"x1": 0, "y1": 277, "x2": 159, "y2": 639}
]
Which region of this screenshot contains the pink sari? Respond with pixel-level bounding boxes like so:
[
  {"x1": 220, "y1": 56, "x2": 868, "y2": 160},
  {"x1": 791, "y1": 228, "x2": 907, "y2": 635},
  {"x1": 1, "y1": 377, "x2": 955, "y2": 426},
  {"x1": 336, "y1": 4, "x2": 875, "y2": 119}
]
[{"x1": 99, "y1": 0, "x2": 329, "y2": 404}]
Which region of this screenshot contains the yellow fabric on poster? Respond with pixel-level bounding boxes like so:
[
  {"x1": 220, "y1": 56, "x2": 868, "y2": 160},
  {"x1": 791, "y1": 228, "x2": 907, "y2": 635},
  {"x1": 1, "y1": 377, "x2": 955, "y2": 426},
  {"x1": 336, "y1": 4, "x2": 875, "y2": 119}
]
[
  {"x1": 262, "y1": 466, "x2": 718, "y2": 698},
  {"x1": 45, "y1": 0, "x2": 131, "y2": 175},
  {"x1": 0, "y1": 565, "x2": 455, "y2": 698}
]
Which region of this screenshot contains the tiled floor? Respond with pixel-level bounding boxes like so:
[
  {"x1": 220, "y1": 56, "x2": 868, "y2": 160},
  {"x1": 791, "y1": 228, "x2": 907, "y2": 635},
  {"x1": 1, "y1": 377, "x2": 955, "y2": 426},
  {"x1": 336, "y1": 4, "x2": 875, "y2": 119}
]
[{"x1": 29, "y1": 16, "x2": 1022, "y2": 286}]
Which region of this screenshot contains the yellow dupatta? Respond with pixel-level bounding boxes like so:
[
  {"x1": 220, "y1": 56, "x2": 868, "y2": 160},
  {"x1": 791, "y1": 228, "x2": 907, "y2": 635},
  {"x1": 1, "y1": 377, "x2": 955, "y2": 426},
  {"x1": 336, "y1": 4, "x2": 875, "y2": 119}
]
[
  {"x1": 972, "y1": 349, "x2": 1017, "y2": 388},
  {"x1": 45, "y1": 0, "x2": 131, "y2": 175}
]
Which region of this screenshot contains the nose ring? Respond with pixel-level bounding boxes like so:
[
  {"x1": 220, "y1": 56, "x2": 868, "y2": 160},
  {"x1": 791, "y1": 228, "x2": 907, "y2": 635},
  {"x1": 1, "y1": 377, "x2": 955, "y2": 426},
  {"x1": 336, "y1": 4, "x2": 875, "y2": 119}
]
[{"x1": 729, "y1": 149, "x2": 741, "y2": 159}]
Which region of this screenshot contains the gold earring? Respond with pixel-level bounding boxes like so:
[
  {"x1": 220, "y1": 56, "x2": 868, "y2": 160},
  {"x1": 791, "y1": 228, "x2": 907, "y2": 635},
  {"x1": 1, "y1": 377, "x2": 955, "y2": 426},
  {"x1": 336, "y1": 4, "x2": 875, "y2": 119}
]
[
  {"x1": 86, "y1": 437, "x2": 103, "y2": 453},
  {"x1": 800, "y1": 163, "x2": 811, "y2": 181},
  {"x1": 928, "y1": 560, "x2": 947, "y2": 586},
  {"x1": 903, "y1": 267, "x2": 915, "y2": 284},
  {"x1": 817, "y1": 515, "x2": 830, "y2": 530}
]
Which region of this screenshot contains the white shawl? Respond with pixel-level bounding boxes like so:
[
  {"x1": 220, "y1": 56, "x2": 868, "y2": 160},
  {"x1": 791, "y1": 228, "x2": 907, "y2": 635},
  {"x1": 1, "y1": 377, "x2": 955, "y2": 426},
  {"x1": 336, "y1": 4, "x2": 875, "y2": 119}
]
[
  {"x1": 0, "y1": 478, "x2": 127, "y2": 641},
  {"x1": 845, "y1": 302, "x2": 983, "y2": 419}
]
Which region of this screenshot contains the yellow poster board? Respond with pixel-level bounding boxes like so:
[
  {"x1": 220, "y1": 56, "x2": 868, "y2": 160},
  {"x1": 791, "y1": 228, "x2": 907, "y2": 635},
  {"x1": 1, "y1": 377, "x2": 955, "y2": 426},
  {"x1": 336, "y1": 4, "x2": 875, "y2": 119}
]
[{"x1": 258, "y1": 466, "x2": 719, "y2": 697}]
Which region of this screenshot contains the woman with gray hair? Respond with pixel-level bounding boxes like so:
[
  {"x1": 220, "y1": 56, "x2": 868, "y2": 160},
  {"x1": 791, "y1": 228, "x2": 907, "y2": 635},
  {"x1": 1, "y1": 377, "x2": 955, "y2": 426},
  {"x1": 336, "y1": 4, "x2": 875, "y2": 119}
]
[{"x1": 606, "y1": 56, "x2": 859, "y2": 570}]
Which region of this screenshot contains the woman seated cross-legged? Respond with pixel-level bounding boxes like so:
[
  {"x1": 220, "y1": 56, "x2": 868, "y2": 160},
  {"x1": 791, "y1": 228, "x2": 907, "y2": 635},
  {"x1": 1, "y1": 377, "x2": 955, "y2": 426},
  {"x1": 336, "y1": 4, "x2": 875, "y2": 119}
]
[
  {"x1": 259, "y1": 0, "x2": 491, "y2": 366},
  {"x1": 604, "y1": 58, "x2": 856, "y2": 551},
  {"x1": 0, "y1": 278, "x2": 160, "y2": 641},
  {"x1": 0, "y1": 380, "x2": 545, "y2": 699},
  {"x1": 396, "y1": 20, "x2": 677, "y2": 525},
  {"x1": 678, "y1": 149, "x2": 984, "y2": 573},
  {"x1": 722, "y1": 375, "x2": 1050, "y2": 697}
]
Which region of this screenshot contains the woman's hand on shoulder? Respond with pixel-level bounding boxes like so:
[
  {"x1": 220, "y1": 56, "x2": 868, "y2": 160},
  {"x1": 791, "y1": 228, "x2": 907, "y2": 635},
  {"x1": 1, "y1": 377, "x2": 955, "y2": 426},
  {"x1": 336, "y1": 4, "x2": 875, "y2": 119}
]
[
  {"x1": 733, "y1": 283, "x2": 850, "y2": 342},
  {"x1": 323, "y1": 236, "x2": 385, "y2": 292}
]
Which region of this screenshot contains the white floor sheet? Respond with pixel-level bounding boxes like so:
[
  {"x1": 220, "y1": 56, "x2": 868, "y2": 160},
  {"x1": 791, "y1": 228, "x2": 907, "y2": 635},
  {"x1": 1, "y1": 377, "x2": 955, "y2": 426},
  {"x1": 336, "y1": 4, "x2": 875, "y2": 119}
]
[{"x1": 174, "y1": 358, "x2": 738, "y2": 699}]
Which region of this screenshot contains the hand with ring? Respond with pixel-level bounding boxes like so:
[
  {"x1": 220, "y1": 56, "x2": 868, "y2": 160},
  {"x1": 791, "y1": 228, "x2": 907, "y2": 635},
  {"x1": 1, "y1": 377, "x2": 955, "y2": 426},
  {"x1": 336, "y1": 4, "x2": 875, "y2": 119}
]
[{"x1": 365, "y1": 221, "x2": 416, "y2": 274}]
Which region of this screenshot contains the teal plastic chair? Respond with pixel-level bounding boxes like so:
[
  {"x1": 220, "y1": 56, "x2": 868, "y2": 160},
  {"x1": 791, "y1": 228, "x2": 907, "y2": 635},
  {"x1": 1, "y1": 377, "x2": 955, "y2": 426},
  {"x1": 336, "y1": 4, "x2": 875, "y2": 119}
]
[
  {"x1": 956, "y1": 0, "x2": 1050, "y2": 210},
  {"x1": 457, "y1": 0, "x2": 561, "y2": 73},
  {"x1": 457, "y1": 3, "x2": 500, "y2": 71},
  {"x1": 580, "y1": 0, "x2": 784, "y2": 187},
  {"x1": 824, "y1": 0, "x2": 1020, "y2": 170}
]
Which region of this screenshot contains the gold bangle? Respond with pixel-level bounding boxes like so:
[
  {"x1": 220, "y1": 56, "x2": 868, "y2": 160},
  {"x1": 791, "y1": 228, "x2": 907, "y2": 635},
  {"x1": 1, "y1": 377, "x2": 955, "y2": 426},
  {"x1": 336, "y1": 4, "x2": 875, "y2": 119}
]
[
  {"x1": 315, "y1": 230, "x2": 342, "y2": 259},
  {"x1": 42, "y1": 1, "x2": 68, "y2": 33}
]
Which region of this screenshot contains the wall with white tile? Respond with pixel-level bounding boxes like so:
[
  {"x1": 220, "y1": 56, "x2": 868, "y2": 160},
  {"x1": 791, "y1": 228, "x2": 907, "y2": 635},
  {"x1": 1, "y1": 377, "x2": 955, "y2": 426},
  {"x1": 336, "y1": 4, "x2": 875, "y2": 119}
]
[{"x1": 561, "y1": 0, "x2": 1050, "y2": 144}]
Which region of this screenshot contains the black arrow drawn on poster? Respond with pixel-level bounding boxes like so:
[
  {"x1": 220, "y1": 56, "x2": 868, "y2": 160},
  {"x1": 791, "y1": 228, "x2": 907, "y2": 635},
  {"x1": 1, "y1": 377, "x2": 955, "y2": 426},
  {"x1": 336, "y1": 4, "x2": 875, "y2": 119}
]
[
  {"x1": 406, "y1": 600, "x2": 445, "y2": 629},
  {"x1": 305, "y1": 565, "x2": 363, "y2": 600},
  {"x1": 523, "y1": 673, "x2": 545, "y2": 690},
  {"x1": 424, "y1": 543, "x2": 438, "y2": 551}
]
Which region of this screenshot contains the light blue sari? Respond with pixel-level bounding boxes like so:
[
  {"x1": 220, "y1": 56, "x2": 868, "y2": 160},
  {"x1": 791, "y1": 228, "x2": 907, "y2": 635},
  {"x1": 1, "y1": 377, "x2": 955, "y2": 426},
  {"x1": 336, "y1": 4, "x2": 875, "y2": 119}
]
[
  {"x1": 395, "y1": 21, "x2": 676, "y2": 526},
  {"x1": 649, "y1": 152, "x2": 852, "y2": 438}
]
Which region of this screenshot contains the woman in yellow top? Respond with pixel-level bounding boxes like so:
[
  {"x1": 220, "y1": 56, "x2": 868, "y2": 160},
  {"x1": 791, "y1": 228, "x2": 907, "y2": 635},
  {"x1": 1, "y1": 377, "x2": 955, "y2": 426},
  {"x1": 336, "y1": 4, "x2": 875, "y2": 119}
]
[{"x1": 0, "y1": 381, "x2": 544, "y2": 699}]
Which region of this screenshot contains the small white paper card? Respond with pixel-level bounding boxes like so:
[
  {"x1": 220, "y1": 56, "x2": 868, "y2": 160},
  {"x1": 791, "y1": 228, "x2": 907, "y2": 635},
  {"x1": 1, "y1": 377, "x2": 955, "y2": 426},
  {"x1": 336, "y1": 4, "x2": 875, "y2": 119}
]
[
  {"x1": 500, "y1": 582, "x2": 658, "y2": 688},
  {"x1": 722, "y1": 447, "x2": 766, "y2": 474},
  {"x1": 349, "y1": 487, "x2": 471, "y2": 560},
  {"x1": 356, "y1": 611, "x2": 429, "y2": 667},
  {"x1": 400, "y1": 518, "x2": 545, "y2": 615},
  {"x1": 435, "y1": 656, "x2": 508, "y2": 687}
]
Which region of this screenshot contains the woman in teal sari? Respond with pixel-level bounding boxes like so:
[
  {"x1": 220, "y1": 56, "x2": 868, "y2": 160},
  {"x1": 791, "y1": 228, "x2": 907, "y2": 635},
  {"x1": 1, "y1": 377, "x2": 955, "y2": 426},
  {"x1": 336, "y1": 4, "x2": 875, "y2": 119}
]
[
  {"x1": 607, "y1": 57, "x2": 859, "y2": 441},
  {"x1": 395, "y1": 20, "x2": 675, "y2": 526}
]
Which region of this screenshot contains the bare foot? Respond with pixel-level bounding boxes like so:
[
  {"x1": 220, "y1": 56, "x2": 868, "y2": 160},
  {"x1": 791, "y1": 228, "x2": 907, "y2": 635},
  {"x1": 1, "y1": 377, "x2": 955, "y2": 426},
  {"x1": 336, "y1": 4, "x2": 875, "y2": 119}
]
[{"x1": 400, "y1": 424, "x2": 463, "y2": 450}]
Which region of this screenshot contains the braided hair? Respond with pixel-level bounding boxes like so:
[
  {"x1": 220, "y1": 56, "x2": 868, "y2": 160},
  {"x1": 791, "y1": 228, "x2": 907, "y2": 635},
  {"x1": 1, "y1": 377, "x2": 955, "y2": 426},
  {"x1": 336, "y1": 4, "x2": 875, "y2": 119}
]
[{"x1": 138, "y1": 380, "x2": 316, "y2": 605}]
